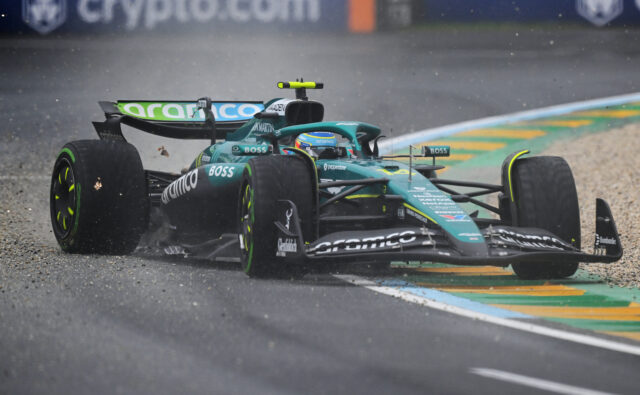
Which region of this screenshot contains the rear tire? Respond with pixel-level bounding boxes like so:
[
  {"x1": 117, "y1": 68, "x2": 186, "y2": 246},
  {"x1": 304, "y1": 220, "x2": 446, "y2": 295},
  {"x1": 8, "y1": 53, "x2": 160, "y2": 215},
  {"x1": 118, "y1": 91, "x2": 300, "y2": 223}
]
[
  {"x1": 50, "y1": 140, "x2": 149, "y2": 254},
  {"x1": 508, "y1": 156, "x2": 580, "y2": 279},
  {"x1": 238, "y1": 155, "x2": 314, "y2": 278}
]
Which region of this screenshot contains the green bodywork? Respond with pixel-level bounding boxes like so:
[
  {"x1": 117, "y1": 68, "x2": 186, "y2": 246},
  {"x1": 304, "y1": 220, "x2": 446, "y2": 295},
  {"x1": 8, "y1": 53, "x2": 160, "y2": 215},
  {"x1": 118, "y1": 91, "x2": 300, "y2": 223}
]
[{"x1": 184, "y1": 98, "x2": 484, "y2": 245}]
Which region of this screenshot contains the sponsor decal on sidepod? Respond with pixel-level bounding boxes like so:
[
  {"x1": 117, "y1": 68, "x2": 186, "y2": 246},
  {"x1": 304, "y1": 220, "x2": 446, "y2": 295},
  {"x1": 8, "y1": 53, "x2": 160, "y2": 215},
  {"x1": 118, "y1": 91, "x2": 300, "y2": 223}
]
[{"x1": 162, "y1": 169, "x2": 198, "y2": 204}]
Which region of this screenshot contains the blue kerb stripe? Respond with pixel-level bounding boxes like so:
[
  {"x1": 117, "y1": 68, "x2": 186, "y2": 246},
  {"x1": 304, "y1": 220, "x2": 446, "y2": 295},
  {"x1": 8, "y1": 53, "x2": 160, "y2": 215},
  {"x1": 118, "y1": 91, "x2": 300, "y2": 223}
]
[{"x1": 379, "y1": 279, "x2": 532, "y2": 319}]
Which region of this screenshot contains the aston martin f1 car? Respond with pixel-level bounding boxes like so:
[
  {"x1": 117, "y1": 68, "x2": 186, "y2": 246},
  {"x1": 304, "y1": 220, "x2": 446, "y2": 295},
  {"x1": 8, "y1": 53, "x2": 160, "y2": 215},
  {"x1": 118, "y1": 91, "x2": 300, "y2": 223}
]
[{"x1": 50, "y1": 81, "x2": 623, "y2": 279}]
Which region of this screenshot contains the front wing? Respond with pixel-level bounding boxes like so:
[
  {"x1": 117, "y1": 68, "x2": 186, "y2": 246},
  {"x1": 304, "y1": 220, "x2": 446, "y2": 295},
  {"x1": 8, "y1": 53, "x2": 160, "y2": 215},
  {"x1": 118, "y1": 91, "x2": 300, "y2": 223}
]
[{"x1": 274, "y1": 198, "x2": 622, "y2": 266}]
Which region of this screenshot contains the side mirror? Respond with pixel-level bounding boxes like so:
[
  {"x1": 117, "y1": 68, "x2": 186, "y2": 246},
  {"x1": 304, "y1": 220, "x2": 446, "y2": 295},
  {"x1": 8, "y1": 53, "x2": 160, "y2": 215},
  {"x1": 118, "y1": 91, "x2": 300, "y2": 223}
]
[{"x1": 372, "y1": 135, "x2": 386, "y2": 157}]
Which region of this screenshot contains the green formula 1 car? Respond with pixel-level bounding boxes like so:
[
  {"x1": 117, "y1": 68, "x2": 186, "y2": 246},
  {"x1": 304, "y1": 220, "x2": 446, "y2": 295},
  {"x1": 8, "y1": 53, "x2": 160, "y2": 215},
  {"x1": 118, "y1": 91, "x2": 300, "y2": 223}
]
[{"x1": 50, "y1": 81, "x2": 623, "y2": 279}]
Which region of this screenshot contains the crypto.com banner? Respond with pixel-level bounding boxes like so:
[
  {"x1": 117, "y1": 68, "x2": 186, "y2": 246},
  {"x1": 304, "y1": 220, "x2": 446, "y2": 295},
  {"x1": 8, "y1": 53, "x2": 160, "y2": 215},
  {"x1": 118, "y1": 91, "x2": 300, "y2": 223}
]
[{"x1": 0, "y1": 0, "x2": 347, "y2": 34}]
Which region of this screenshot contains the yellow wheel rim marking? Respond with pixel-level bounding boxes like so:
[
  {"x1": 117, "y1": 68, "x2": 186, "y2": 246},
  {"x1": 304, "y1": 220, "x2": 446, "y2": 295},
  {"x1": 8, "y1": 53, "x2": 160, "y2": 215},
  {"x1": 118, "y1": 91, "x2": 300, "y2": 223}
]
[
  {"x1": 63, "y1": 216, "x2": 67, "y2": 230},
  {"x1": 68, "y1": 184, "x2": 75, "y2": 192},
  {"x1": 57, "y1": 211, "x2": 61, "y2": 221},
  {"x1": 65, "y1": 167, "x2": 69, "y2": 180},
  {"x1": 508, "y1": 150, "x2": 529, "y2": 202},
  {"x1": 55, "y1": 195, "x2": 60, "y2": 200},
  {"x1": 67, "y1": 207, "x2": 74, "y2": 215}
]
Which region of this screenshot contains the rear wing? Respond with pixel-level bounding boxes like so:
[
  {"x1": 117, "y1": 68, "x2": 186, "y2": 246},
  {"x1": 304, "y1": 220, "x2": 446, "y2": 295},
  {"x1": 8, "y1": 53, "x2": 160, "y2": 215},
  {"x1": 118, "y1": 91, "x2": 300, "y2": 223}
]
[{"x1": 92, "y1": 100, "x2": 265, "y2": 143}]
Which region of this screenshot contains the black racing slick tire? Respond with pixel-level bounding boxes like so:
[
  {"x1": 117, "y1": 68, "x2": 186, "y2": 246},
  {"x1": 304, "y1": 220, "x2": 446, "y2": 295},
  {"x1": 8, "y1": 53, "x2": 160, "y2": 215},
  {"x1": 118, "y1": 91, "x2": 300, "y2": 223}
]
[
  {"x1": 50, "y1": 140, "x2": 149, "y2": 254},
  {"x1": 509, "y1": 156, "x2": 581, "y2": 279},
  {"x1": 238, "y1": 155, "x2": 314, "y2": 278}
]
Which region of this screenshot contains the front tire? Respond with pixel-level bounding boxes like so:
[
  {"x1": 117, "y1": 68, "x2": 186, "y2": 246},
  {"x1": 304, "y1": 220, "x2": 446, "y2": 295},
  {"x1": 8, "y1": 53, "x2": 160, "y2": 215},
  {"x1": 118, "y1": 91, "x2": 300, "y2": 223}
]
[
  {"x1": 508, "y1": 156, "x2": 580, "y2": 279},
  {"x1": 238, "y1": 155, "x2": 314, "y2": 278},
  {"x1": 50, "y1": 140, "x2": 149, "y2": 254}
]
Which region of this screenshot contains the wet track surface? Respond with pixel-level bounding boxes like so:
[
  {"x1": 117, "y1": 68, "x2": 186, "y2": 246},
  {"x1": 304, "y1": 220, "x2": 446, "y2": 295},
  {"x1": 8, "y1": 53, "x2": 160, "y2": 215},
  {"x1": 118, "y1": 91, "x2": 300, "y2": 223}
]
[{"x1": 1, "y1": 27, "x2": 640, "y2": 393}]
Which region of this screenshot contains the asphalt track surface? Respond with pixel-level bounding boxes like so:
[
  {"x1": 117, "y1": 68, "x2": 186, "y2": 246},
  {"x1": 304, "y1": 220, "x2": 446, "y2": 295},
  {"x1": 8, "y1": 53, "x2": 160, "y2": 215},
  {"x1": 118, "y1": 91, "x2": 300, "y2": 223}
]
[{"x1": 2, "y1": 27, "x2": 640, "y2": 394}]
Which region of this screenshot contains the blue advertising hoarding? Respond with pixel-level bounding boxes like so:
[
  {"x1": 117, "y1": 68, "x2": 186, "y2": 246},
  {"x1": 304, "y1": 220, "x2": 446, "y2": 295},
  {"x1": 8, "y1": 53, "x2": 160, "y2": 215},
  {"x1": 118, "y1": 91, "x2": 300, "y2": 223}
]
[
  {"x1": 419, "y1": 0, "x2": 640, "y2": 26},
  {"x1": 3, "y1": 0, "x2": 640, "y2": 35},
  {"x1": 0, "y1": 0, "x2": 347, "y2": 34}
]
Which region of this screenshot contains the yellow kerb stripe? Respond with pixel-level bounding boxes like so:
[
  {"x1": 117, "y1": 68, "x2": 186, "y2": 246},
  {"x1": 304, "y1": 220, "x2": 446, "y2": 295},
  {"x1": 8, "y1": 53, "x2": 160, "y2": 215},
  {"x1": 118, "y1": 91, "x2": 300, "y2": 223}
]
[
  {"x1": 571, "y1": 110, "x2": 640, "y2": 118},
  {"x1": 459, "y1": 129, "x2": 546, "y2": 139},
  {"x1": 418, "y1": 284, "x2": 585, "y2": 296},
  {"x1": 418, "y1": 141, "x2": 506, "y2": 151},
  {"x1": 521, "y1": 120, "x2": 593, "y2": 127},
  {"x1": 493, "y1": 305, "x2": 640, "y2": 321}
]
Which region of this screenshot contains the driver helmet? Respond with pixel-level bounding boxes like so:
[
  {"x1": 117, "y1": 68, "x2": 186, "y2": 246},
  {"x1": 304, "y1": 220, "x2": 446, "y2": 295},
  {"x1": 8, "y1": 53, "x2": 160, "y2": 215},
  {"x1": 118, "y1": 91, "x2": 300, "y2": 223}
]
[{"x1": 295, "y1": 132, "x2": 337, "y2": 157}]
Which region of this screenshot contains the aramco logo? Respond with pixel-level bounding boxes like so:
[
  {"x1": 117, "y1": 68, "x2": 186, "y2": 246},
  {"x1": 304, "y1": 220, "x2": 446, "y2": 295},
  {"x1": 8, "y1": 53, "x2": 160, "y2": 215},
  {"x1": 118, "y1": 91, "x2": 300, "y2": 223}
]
[
  {"x1": 576, "y1": 0, "x2": 623, "y2": 27},
  {"x1": 22, "y1": 0, "x2": 67, "y2": 34}
]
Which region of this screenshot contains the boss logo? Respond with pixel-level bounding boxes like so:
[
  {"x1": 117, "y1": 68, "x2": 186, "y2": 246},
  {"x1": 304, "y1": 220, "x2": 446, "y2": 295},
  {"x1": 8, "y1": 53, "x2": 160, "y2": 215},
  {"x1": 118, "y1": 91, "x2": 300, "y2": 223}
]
[
  {"x1": 244, "y1": 145, "x2": 270, "y2": 154},
  {"x1": 208, "y1": 165, "x2": 236, "y2": 178}
]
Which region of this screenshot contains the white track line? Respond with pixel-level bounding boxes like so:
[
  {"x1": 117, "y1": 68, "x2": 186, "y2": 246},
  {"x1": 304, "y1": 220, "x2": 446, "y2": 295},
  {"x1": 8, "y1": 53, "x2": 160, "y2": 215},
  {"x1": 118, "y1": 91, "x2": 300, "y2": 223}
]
[
  {"x1": 380, "y1": 91, "x2": 640, "y2": 154},
  {"x1": 333, "y1": 274, "x2": 640, "y2": 357},
  {"x1": 469, "y1": 368, "x2": 616, "y2": 395}
]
